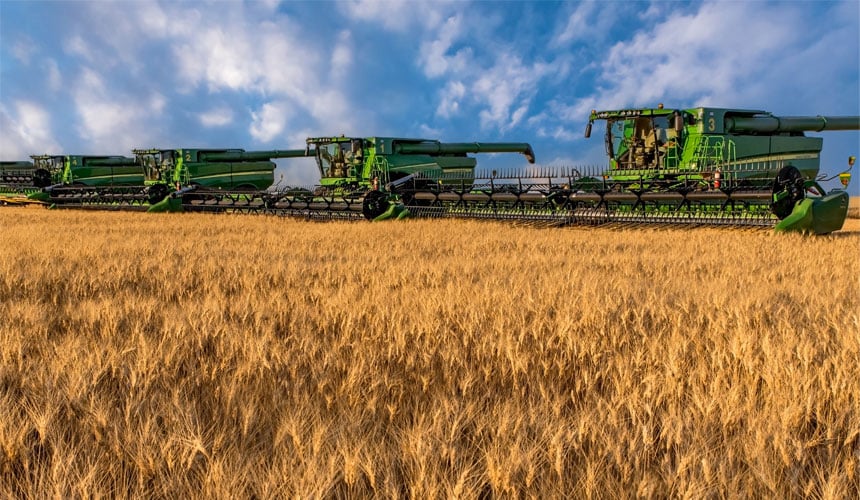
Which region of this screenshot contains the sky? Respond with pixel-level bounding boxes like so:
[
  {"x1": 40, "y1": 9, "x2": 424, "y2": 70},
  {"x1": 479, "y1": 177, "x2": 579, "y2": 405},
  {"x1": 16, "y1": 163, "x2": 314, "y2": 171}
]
[{"x1": 1, "y1": 0, "x2": 859, "y2": 193}]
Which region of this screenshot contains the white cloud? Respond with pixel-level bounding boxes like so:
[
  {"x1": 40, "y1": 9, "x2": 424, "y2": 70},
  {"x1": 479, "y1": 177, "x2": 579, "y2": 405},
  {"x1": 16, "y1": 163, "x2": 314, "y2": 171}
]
[
  {"x1": 76, "y1": 0, "x2": 171, "y2": 64},
  {"x1": 10, "y1": 37, "x2": 36, "y2": 64},
  {"x1": 330, "y1": 31, "x2": 353, "y2": 81},
  {"x1": 552, "y1": 1, "x2": 625, "y2": 48},
  {"x1": 553, "y1": 3, "x2": 597, "y2": 45},
  {"x1": 550, "y1": 98, "x2": 598, "y2": 126},
  {"x1": 75, "y1": 69, "x2": 121, "y2": 139},
  {"x1": 536, "y1": 126, "x2": 579, "y2": 142},
  {"x1": 436, "y1": 80, "x2": 466, "y2": 118},
  {"x1": 542, "y1": 154, "x2": 580, "y2": 167},
  {"x1": 510, "y1": 105, "x2": 528, "y2": 129},
  {"x1": 149, "y1": 93, "x2": 166, "y2": 114},
  {"x1": 174, "y1": 26, "x2": 257, "y2": 92},
  {"x1": 411, "y1": 7, "x2": 557, "y2": 132},
  {"x1": 0, "y1": 101, "x2": 62, "y2": 159},
  {"x1": 578, "y1": 2, "x2": 799, "y2": 110},
  {"x1": 472, "y1": 56, "x2": 551, "y2": 131},
  {"x1": 350, "y1": 10, "x2": 543, "y2": 132},
  {"x1": 71, "y1": 68, "x2": 163, "y2": 153},
  {"x1": 305, "y1": 90, "x2": 355, "y2": 135},
  {"x1": 419, "y1": 123, "x2": 443, "y2": 137},
  {"x1": 250, "y1": 101, "x2": 291, "y2": 142},
  {"x1": 64, "y1": 35, "x2": 94, "y2": 61},
  {"x1": 257, "y1": 23, "x2": 320, "y2": 100},
  {"x1": 163, "y1": 7, "x2": 324, "y2": 98},
  {"x1": 344, "y1": 0, "x2": 448, "y2": 32},
  {"x1": 3, "y1": 1, "x2": 441, "y2": 160},
  {"x1": 136, "y1": 1, "x2": 170, "y2": 37},
  {"x1": 199, "y1": 107, "x2": 234, "y2": 127},
  {"x1": 419, "y1": 15, "x2": 471, "y2": 78},
  {"x1": 43, "y1": 59, "x2": 62, "y2": 92}
]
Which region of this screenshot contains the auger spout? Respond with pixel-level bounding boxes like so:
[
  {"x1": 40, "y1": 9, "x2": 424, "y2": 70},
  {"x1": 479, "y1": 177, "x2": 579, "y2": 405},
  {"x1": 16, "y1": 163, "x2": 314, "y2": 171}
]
[
  {"x1": 84, "y1": 156, "x2": 138, "y2": 167},
  {"x1": 725, "y1": 115, "x2": 860, "y2": 133},
  {"x1": 394, "y1": 141, "x2": 536, "y2": 163},
  {"x1": 199, "y1": 149, "x2": 311, "y2": 162}
]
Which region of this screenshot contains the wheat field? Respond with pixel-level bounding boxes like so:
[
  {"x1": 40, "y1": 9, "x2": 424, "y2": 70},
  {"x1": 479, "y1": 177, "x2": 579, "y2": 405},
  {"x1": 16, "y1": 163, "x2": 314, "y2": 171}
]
[
  {"x1": 849, "y1": 196, "x2": 860, "y2": 219},
  {"x1": 1, "y1": 207, "x2": 858, "y2": 498}
]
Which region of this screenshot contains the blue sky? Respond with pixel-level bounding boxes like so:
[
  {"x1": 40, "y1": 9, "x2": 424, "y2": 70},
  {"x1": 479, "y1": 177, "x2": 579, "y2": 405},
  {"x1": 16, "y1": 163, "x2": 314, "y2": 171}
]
[{"x1": 1, "y1": 0, "x2": 859, "y2": 192}]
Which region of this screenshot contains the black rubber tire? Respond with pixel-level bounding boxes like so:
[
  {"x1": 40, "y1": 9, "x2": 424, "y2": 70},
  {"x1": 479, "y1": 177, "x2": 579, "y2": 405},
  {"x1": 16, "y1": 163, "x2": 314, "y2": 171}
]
[
  {"x1": 147, "y1": 183, "x2": 169, "y2": 204},
  {"x1": 771, "y1": 166, "x2": 805, "y2": 219},
  {"x1": 362, "y1": 190, "x2": 389, "y2": 220},
  {"x1": 33, "y1": 169, "x2": 51, "y2": 188}
]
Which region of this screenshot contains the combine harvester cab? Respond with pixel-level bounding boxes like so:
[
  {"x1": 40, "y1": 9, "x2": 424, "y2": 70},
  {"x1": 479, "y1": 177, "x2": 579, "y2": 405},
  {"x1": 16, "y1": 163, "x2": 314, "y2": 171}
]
[
  {"x1": 581, "y1": 106, "x2": 858, "y2": 234},
  {"x1": 134, "y1": 148, "x2": 311, "y2": 212}
]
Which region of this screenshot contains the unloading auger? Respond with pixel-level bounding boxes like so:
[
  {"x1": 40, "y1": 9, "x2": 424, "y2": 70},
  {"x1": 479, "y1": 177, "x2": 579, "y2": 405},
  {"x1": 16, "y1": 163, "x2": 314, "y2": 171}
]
[{"x1": 394, "y1": 106, "x2": 858, "y2": 234}]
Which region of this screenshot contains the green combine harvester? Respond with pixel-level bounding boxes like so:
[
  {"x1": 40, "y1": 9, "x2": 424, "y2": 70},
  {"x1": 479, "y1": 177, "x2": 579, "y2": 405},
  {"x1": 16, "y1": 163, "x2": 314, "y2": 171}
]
[
  {"x1": 16, "y1": 105, "x2": 858, "y2": 234},
  {"x1": 387, "y1": 106, "x2": 857, "y2": 234},
  {"x1": 28, "y1": 149, "x2": 311, "y2": 210},
  {"x1": 176, "y1": 108, "x2": 856, "y2": 233},
  {"x1": 134, "y1": 148, "x2": 311, "y2": 211},
  {"x1": 28, "y1": 154, "x2": 147, "y2": 207},
  {"x1": 173, "y1": 137, "x2": 536, "y2": 219}
]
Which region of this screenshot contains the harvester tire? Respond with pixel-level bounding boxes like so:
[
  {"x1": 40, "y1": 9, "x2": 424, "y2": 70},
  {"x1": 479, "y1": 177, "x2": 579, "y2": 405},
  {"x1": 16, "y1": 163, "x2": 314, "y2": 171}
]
[
  {"x1": 147, "y1": 184, "x2": 169, "y2": 205},
  {"x1": 362, "y1": 190, "x2": 389, "y2": 220},
  {"x1": 772, "y1": 166, "x2": 805, "y2": 219},
  {"x1": 33, "y1": 169, "x2": 51, "y2": 188}
]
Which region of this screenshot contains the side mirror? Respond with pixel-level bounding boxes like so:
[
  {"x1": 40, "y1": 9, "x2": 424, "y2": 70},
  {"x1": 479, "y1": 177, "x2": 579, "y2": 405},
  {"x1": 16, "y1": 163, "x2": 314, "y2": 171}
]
[
  {"x1": 673, "y1": 111, "x2": 684, "y2": 135},
  {"x1": 584, "y1": 121, "x2": 593, "y2": 138}
]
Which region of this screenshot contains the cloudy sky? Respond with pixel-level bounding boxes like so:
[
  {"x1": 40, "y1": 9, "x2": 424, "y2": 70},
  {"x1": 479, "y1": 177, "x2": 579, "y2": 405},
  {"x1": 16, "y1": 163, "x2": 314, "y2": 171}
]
[{"x1": 1, "y1": 0, "x2": 858, "y2": 192}]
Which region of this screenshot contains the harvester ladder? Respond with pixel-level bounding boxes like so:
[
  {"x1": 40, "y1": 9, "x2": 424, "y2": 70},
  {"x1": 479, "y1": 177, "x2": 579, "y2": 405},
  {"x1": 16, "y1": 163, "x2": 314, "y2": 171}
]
[
  {"x1": 693, "y1": 136, "x2": 724, "y2": 168},
  {"x1": 663, "y1": 141, "x2": 681, "y2": 168},
  {"x1": 720, "y1": 140, "x2": 738, "y2": 182},
  {"x1": 372, "y1": 155, "x2": 390, "y2": 186},
  {"x1": 689, "y1": 136, "x2": 736, "y2": 171}
]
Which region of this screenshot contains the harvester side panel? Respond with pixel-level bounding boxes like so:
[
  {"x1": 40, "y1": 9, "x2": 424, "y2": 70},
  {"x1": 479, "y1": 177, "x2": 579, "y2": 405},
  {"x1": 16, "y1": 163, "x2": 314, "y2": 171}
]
[{"x1": 186, "y1": 160, "x2": 275, "y2": 190}]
